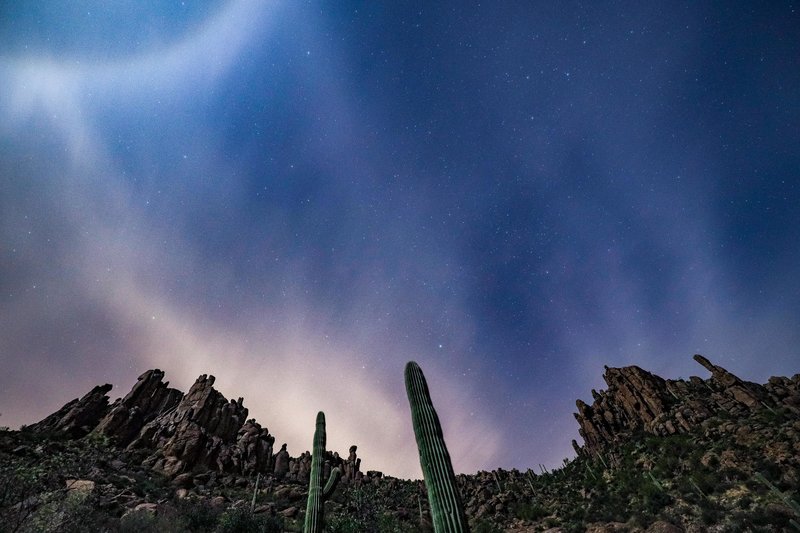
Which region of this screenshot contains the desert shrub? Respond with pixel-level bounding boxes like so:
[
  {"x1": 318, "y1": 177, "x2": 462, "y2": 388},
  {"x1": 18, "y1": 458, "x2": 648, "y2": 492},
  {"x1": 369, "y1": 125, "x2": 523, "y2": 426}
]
[
  {"x1": 705, "y1": 454, "x2": 720, "y2": 469},
  {"x1": 698, "y1": 501, "x2": 723, "y2": 526},
  {"x1": 216, "y1": 507, "x2": 283, "y2": 533},
  {"x1": 175, "y1": 498, "x2": 222, "y2": 532},
  {"x1": 329, "y1": 513, "x2": 416, "y2": 533},
  {"x1": 513, "y1": 501, "x2": 548, "y2": 521},
  {"x1": 375, "y1": 514, "x2": 417, "y2": 533},
  {"x1": 640, "y1": 482, "x2": 673, "y2": 515},
  {"x1": 754, "y1": 459, "x2": 783, "y2": 484},
  {"x1": 542, "y1": 516, "x2": 560, "y2": 528},
  {"x1": 0, "y1": 462, "x2": 50, "y2": 531},
  {"x1": 720, "y1": 466, "x2": 746, "y2": 483},
  {"x1": 471, "y1": 519, "x2": 503, "y2": 533},
  {"x1": 0, "y1": 439, "x2": 113, "y2": 533},
  {"x1": 661, "y1": 434, "x2": 694, "y2": 457},
  {"x1": 653, "y1": 453, "x2": 679, "y2": 477},
  {"x1": 559, "y1": 503, "x2": 587, "y2": 523},
  {"x1": 117, "y1": 504, "x2": 196, "y2": 533},
  {"x1": 119, "y1": 509, "x2": 160, "y2": 532},
  {"x1": 747, "y1": 502, "x2": 796, "y2": 529},
  {"x1": 131, "y1": 471, "x2": 170, "y2": 498},
  {"x1": 328, "y1": 485, "x2": 378, "y2": 532},
  {"x1": 692, "y1": 469, "x2": 721, "y2": 496},
  {"x1": 24, "y1": 491, "x2": 113, "y2": 533},
  {"x1": 327, "y1": 485, "x2": 418, "y2": 533},
  {"x1": 328, "y1": 514, "x2": 363, "y2": 533}
]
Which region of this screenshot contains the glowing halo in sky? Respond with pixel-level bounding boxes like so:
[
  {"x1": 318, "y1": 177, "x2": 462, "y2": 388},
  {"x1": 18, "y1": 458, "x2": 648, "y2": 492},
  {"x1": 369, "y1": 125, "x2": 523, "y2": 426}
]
[{"x1": 1, "y1": 1, "x2": 282, "y2": 124}]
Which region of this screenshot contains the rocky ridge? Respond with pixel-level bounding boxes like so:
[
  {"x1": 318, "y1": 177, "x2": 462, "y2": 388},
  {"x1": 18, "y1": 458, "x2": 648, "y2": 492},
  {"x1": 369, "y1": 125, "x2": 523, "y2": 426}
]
[
  {"x1": 5, "y1": 354, "x2": 799, "y2": 532},
  {"x1": 27, "y1": 369, "x2": 364, "y2": 484},
  {"x1": 573, "y1": 354, "x2": 800, "y2": 459}
]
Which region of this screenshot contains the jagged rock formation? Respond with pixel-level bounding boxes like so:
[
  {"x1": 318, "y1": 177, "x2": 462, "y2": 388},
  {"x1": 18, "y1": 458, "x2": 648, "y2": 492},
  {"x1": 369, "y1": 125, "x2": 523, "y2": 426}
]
[
  {"x1": 28, "y1": 369, "x2": 361, "y2": 482},
  {"x1": 574, "y1": 353, "x2": 800, "y2": 456},
  {"x1": 27, "y1": 384, "x2": 113, "y2": 438},
  {"x1": 92, "y1": 369, "x2": 182, "y2": 446},
  {"x1": 274, "y1": 442, "x2": 290, "y2": 478},
  {"x1": 343, "y1": 445, "x2": 361, "y2": 482},
  {"x1": 128, "y1": 373, "x2": 267, "y2": 477}
]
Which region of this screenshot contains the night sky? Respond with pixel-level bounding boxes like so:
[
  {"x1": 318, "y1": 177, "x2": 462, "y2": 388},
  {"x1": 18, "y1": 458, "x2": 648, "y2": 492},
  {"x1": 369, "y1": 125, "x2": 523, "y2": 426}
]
[{"x1": 1, "y1": 1, "x2": 798, "y2": 479}]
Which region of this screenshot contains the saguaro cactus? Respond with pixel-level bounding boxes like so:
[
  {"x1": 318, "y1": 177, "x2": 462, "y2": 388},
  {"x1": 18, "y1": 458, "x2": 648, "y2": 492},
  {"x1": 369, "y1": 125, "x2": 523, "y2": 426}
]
[
  {"x1": 405, "y1": 361, "x2": 470, "y2": 532},
  {"x1": 304, "y1": 411, "x2": 342, "y2": 533}
]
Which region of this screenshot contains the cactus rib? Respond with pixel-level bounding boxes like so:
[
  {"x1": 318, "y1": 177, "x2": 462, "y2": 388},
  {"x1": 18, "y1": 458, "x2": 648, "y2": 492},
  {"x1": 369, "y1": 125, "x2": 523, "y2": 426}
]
[{"x1": 405, "y1": 361, "x2": 469, "y2": 533}]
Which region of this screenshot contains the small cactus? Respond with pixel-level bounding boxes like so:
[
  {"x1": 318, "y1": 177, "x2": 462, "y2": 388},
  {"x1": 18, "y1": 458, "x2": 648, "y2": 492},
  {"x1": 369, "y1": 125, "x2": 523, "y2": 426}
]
[
  {"x1": 304, "y1": 411, "x2": 341, "y2": 533},
  {"x1": 526, "y1": 468, "x2": 538, "y2": 489},
  {"x1": 405, "y1": 361, "x2": 469, "y2": 533},
  {"x1": 645, "y1": 470, "x2": 663, "y2": 491},
  {"x1": 492, "y1": 470, "x2": 504, "y2": 492}
]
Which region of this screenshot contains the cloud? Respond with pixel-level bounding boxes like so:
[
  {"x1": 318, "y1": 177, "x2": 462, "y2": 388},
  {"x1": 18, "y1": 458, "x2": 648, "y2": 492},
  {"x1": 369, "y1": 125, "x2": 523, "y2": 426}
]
[
  {"x1": 0, "y1": 2, "x2": 502, "y2": 478},
  {"x1": 2, "y1": 1, "x2": 796, "y2": 479}
]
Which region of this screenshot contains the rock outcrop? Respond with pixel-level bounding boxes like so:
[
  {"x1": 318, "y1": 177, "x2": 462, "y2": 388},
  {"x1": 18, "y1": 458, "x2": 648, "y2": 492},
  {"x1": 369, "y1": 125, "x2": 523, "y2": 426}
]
[
  {"x1": 574, "y1": 353, "x2": 800, "y2": 456},
  {"x1": 343, "y1": 445, "x2": 362, "y2": 482},
  {"x1": 128, "y1": 373, "x2": 266, "y2": 477},
  {"x1": 28, "y1": 369, "x2": 360, "y2": 482},
  {"x1": 92, "y1": 369, "x2": 182, "y2": 446},
  {"x1": 274, "y1": 443, "x2": 290, "y2": 478},
  {"x1": 28, "y1": 384, "x2": 112, "y2": 438}
]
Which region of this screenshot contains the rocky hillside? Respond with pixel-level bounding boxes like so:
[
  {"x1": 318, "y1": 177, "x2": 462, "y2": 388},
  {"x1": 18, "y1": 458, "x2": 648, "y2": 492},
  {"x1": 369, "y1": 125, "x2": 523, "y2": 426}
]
[
  {"x1": 574, "y1": 354, "x2": 800, "y2": 459},
  {"x1": 1, "y1": 354, "x2": 799, "y2": 532},
  {"x1": 25, "y1": 369, "x2": 365, "y2": 484}
]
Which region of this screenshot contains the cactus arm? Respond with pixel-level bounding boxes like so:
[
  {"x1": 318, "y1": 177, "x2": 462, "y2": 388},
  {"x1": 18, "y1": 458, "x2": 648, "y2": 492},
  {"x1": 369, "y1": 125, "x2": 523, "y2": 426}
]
[
  {"x1": 323, "y1": 467, "x2": 342, "y2": 499},
  {"x1": 405, "y1": 361, "x2": 469, "y2": 533}
]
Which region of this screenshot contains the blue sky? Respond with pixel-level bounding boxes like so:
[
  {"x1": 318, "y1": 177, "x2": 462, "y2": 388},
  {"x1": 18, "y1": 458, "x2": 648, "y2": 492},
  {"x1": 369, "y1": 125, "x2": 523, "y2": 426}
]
[{"x1": 1, "y1": 1, "x2": 798, "y2": 478}]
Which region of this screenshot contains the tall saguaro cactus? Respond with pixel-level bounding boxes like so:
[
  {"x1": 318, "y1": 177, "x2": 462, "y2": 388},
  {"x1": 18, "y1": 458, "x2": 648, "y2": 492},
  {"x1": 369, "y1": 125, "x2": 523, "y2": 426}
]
[
  {"x1": 405, "y1": 361, "x2": 470, "y2": 532},
  {"x1": 304, "y1": 411, "x2": 342, "y2": 533}
]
